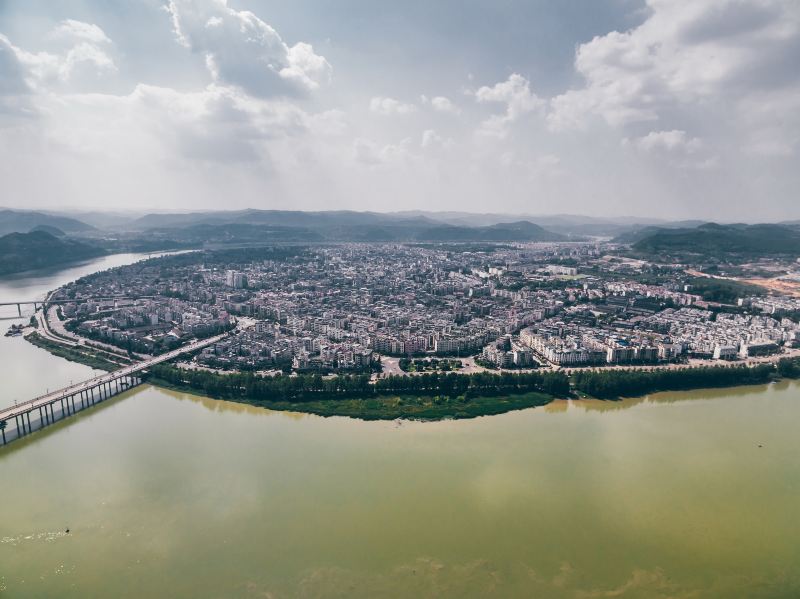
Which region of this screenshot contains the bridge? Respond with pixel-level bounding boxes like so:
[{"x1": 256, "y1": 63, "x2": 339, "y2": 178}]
[
  {"x1": 0, "y1": 296, "x2": 158, "y2": 317},
  {"x1": 0, "y1": 332, "x2": 229, "y2": 446}
]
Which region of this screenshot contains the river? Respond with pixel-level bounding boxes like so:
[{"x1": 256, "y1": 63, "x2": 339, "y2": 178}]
[
  {"x1": 1, "y1": 261, "x2": 800, "y2": 598},
  {"x1": 0, "y1": 253, "x2": 173, "y2": 408}
]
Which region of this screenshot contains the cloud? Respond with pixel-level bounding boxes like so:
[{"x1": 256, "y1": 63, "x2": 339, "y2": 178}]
[
  {"x1": 475, "y1": 73, "x2": 544, "y2": 136},
  {"x1": 166, "y1": 0, "x2": 331, "y2": 97},
  {"x1": 0, "y1": 35, "x2": 36, "y2": 117},
  {"x1": 3, "y1": 26, "x2": 115, "y2": 91},
  {"x1": 51, "y1": 19, "x2": 112, "y2": 45},
  {"x1": 548, "y1": 0, "x2": 800, "y2": 132},
  {"x1": 0, "y1": 35, "x2": 31, "y2": 96},
  {"x1": 369, "y1": 96, "x2": 417, "y2": 115},
  {"x1": 430, "y1": 95, "x2": 460, "y2": 114},
  {"x1": 421, "y1": 129, "x2": 443, "y2": 148},
  {"x1": 627, "y1": 130, "x2": 703, "y2": 153},
  {"x1": 420, "y1": 129, "x2": 455, "y2": 151}
]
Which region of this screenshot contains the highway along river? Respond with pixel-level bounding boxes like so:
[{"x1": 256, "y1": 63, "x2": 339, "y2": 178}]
[{"x1": 2, "y1": 260, "x2": 800, "y2": 597}]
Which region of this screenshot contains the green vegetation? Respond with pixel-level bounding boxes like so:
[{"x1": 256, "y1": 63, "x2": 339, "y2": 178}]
[
  {"x1": 777, "y1": 357, "x2": 800, "y2": 378},
  {"x1": 26, "y1": 333, "x2": 128, "y2": 372},
  {"x1": 149, "y1": 365, "x2": 570, "y2": 419},
  {"x1": 631, "y1": 223, "x2": 800, "y2": 258},
  {"x1": 0, "y1": 230, "x2": 105, "y2": 275},
  {"x1": 572, "y1": 364, "x2": 776, "y2": 399}
]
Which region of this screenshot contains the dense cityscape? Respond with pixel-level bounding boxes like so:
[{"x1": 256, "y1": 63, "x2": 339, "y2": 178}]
[{"x1": 44, "y1": 243, "x2": 800, "y2": 378}]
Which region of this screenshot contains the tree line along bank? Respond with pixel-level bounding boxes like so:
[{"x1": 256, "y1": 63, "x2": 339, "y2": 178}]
[{"x1": 147, "y1": 357, "x2": 800, "y2": 418}]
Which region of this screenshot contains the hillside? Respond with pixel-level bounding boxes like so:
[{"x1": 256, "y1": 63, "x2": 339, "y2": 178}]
[
  {"x1": 0, "y1": 209, "x2": 94, "y2": 236},
  {"x1": 631, "y1": 223, "x2": 800, "y2": 256},
  {"x1": 129, "y1": 209, "x2": 440, "y2": 231},
  {"x1": 416, "y1": 220, "x2": 566, "y2": 242},
  {"x1": 125, "y1": 211, "x2": 566, "y2": 244},
  {"x1": 0, "y1": 231, "x2": 106, "y2": 275}
]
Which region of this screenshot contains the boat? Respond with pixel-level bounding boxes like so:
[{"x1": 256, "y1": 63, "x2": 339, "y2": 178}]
[{"x1": 5, "y1": 324, "x2": 24, "y2": 337}]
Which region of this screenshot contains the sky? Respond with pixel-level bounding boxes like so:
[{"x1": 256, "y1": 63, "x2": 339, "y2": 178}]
[{"x1": 0, "y1": 0, "x2": 799, "y2": 221}]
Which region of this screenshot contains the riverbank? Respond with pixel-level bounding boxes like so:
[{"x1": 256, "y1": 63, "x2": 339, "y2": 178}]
[
  {"x1": 25, "y1": 332, "x2": 129, "y2": 372},
  {"x1": 150, "y1": 374, "x2": 555, "y2": 420},
  {"x1": 22, "y1": 327, "x2": 800, "y2": 420},
  {"x1": 147, "y1": 359, "x2": 800, "y2": 420},
  {"x1": 147, "y1": 366, "x2": 570, "y2": 420}
]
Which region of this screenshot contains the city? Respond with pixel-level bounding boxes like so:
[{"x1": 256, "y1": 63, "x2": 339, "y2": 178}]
[
  {"x1": 41, "y1": 243, "x2": 800, "y2": 378},
  {"x1": 3, "y1": 0, "x2": 800, "y2": 597}
]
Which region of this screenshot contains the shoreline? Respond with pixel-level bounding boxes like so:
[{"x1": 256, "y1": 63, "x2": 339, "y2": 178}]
[{"x1": 21, "y1": 324, "x2": 800, "y2": 421}]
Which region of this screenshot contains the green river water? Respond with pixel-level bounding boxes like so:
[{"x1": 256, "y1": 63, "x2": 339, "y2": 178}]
[{"x1": 1, "y1": 260, "x2": 799, "y2": 598}]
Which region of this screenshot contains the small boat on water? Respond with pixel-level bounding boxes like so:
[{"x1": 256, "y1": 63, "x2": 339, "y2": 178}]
[{"x1": 5, "y1": 324, "x2": 24, "y2": 337}]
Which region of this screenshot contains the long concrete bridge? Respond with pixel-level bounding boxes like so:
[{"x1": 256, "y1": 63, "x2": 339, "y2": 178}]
[
  {"x1": 0, "y1": 296, "x2": 158, "y2": 317},
  {"x1": 0, "y1": 333, "x2": 229, "y2": 446}
]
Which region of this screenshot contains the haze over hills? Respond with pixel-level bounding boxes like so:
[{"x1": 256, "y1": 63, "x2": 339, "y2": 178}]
[
  {"x1": 136, "y1": 217, "x2": 566, "y2": 246},
  {"x1": 0, "y1": 230, "x2": 106, "y2": 275},
  {"x1": 4, "y1": 208, "x2": 800, "y2": 251},
  {"x1": 0, "y1": 209, "x2": 95, "y2": 237}
]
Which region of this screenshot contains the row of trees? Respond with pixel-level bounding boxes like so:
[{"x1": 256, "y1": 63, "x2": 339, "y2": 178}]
[
  {"x1": 150, "y1": 365, "x2": 570, "y2": 403},
  {"x1": 571, "y1": 364, "x2": 775, "y2": 399},
  {"x1": 777, "y1": 357, "x2": 800, "y2": 378},
  {"x1": 153, "y1": 359, "x2": 800, "y2": 405}
]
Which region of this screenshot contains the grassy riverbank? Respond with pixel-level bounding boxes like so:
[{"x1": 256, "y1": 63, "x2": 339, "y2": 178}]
[
  {"x1": 148, "y1": 365, "x2": 571, "y2": 420},
  {"x1": 25, "y1": 333, "x2": 128, "y2": 372},
  {"x1": 149, "y1": 374, "x2": 554, "y2": 419}
]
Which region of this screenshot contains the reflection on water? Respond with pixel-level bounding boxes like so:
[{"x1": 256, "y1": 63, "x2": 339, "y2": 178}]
[
  {"x1": 544, "y1": 379, "x2": 788, "y2": 415},
  {"x1": 1, "y1": 381, "x2": 799, "y2": 598}
]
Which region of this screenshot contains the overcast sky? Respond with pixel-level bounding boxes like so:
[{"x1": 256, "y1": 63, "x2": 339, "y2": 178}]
[{"x1": 1, "y1": 0, "x2": 799, "y2": 220}]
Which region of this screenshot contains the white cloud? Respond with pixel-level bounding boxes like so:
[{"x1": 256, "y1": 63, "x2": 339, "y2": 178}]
[
  {"x1": 548, "y1": 0, "x2": 800, "y2": 133},
  {"x1": 369, "y1": 96, "x2": 417, "y2": 115},
  {"x1": 421, "y1": 129, "x2": 442, "y2": 148},
  {"x1": 420, "y1": 129, "x2": 455, "y2": 151},
  {"x1": 51, "y1": 19, "x2": 112, "y2": 45},
  {"x1": 430, "y1": 95, "x2": 459, "y2": 114},
  {"x1": 3, "y1": 24, "x2": 116, "y2": 90},
  {"x1": 475, "y1": 73, "x2": 544, "y2": 136},
  {"x1": 628, "y1": 130, "x2": 703, "y2": 154},
  {"x1": 166, "y1": 0, "x2": 331, "y2": 97}
]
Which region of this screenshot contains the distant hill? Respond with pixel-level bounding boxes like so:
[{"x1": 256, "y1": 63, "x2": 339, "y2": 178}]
[
  {"x1": 30, "y1": 224, "x2": 66, "y2": 237},
  {"x1": 0, "y1": 231, "x2": 106, "y2": 275},
  {"x1": 416, "y1": 220, "x2": 566, "y2": 242},
  {"x1": 129, "y1": 210, "x2": 440, "y2": 231},
  {"x1": 631, "y1": 223, "x2": 800, "y2": 256},
  {"x1": 124, "y1": 211, "x2": 566, "y2": 243},
  {"x1": 0, "y1": 209, "x2": 94, "y2": 237}
]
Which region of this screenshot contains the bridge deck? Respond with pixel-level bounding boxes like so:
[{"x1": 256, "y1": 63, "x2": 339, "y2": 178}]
[
  {"x1": 0, "y1": 333, "x2": 227, "y2": 423},
  {"x1": 0, "y1": 296, "x2": 158, "y2": 307}
]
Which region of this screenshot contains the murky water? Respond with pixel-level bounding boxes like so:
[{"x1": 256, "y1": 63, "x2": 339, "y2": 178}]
[
  {"x1": 1, "y1": 262, "x2": 800, "y2": 598},
  {"x1": 1, "y1": 382, "x2": 799, "y2": 597}
]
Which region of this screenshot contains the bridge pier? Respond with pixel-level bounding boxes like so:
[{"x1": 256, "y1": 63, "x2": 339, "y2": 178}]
[{"x1": 2, "y1": 333, "x2": 221, "y2": 448}]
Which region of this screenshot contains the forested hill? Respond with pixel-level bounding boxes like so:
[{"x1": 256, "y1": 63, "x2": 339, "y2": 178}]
[
  {"x1": 0, "y1": 231, "x2": 106, "y2": 275},
  {"x1": 630, "y1": 223, "x2": 800, "y2": 256}
]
